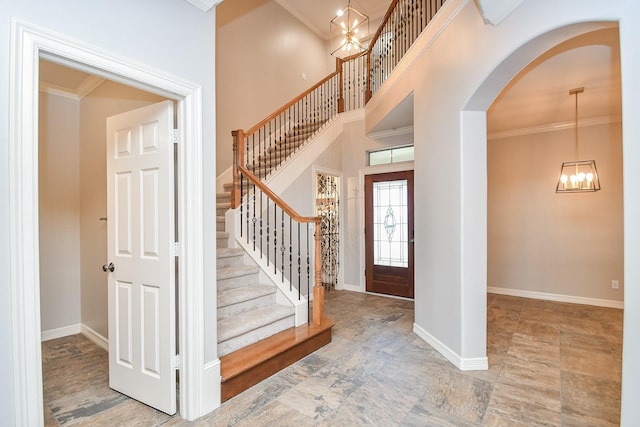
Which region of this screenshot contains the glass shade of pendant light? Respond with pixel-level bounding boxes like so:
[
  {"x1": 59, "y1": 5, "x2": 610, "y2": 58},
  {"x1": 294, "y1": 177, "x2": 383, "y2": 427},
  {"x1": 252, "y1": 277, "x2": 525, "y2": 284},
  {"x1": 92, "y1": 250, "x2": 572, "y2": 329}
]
[
  {"x1": 556, "y1": 87, "x2": 601, "y2": 193},
  {"x1": 330, "y1": 0, "x2": 369, "y2": 58}
]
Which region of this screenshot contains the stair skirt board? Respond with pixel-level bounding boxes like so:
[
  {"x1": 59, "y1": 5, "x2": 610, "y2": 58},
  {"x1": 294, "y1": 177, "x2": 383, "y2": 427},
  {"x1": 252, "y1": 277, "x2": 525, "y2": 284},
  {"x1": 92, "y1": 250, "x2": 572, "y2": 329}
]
[{"x1": 220, "y1": 318, "x2": 334, "y2": 402}]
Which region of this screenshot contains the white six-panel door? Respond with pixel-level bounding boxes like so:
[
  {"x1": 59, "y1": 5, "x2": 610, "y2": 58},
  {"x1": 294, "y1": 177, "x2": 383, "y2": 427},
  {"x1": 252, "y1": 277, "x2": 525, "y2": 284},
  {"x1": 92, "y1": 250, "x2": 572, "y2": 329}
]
[{"x1": 106, "y1": 100, "x2": 176, "y2": 415}]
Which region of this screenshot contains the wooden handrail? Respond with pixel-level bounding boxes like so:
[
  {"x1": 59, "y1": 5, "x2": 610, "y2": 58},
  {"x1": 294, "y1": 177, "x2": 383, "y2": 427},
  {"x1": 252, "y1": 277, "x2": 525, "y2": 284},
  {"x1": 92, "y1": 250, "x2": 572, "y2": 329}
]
[
  {"x1": 238, "y1": 165, "x2": 320, "y2": 225},
  {"x1": 246, "y1": 71, "x2": 341, "y2": 136},
  {"x1": 236, "y1": 162, "x2": 324, "y2": 325},
  {"x1": 367, "y1": 0, "x2": 402, "y2": 53}
]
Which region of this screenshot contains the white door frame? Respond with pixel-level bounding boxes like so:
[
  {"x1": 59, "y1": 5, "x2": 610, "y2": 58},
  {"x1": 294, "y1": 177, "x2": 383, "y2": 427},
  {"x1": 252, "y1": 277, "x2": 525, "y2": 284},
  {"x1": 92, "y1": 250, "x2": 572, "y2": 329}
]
[{"x1": 9, "y1": 20, "x2": 207, "y2": 424}]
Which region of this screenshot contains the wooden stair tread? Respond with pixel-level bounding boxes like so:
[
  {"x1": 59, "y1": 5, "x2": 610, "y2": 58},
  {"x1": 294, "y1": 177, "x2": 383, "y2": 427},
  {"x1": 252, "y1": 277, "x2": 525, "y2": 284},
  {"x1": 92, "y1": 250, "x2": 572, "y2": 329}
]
[{"x1": 221, "y1": 317, "x2": 334, "y2": 382}]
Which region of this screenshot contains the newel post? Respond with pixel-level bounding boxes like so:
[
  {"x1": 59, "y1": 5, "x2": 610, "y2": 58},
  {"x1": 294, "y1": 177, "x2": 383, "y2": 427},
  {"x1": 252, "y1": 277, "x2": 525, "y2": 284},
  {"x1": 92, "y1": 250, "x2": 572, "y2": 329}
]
[
  {"x1": 336, "y1": 57, "x2": 345, "y2": 114},
  {"x1": 231, "y1": 129, "x2": 244, "y2": 209},
  {"x1": 312, "y1": 218, "x2": 324, "y2": 325},
  {"x1": 365, "y1": 51, "x2": 372, "y2": 103}
]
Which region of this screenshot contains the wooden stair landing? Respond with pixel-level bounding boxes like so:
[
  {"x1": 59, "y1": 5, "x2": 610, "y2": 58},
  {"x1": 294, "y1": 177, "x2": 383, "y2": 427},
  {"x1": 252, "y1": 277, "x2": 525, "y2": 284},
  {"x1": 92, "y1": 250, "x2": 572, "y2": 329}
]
[{"x1": 220, "y1": 317, "x2": 335, "y2": 402}]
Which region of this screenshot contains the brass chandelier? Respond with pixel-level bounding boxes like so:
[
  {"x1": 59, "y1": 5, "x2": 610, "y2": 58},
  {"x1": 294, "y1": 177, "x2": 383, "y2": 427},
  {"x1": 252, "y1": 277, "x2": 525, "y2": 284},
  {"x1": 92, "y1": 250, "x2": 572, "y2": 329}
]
[
  {"x1": 556, "y1": 87, "x2": 601, "y2": 193},
  {"x1": 330, "y1": 0, "x2": 369, "y2": 58}
]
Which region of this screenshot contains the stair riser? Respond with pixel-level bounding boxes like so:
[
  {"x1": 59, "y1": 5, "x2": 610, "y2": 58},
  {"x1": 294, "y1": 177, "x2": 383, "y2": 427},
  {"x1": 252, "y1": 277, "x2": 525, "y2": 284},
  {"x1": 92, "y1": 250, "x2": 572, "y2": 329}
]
[
  {"x1": 217, "y1": 221, "x2": 226, "y2": 232},
  {"x1": 217, "y1": 237, "x2": 228, "y2": 248},
  {"x1": 218, "y1": 315, "x2": 295, "y2": 357},
  {"x1": 217, "y1": 272, "x2": 259, "y2": 291},
  {"x1": 217, "y1": 207, "x2": 230, "y2": 216},
  {"x1": 217, "y1": 293, "x2": 276, "y2": 320},
  {"x1": 217, "y1": 254, "x2": 245, "y2": 269}
]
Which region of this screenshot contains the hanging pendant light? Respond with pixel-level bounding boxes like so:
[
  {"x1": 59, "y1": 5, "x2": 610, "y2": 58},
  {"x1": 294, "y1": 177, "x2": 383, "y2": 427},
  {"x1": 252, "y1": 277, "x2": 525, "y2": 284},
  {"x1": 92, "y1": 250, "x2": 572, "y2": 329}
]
[
  {"x1": 556, "y1": 87, "x2": 601, "y2": 193},
  {"x1": 330, "y1": 0, "x2": 369, "y2": 58}
]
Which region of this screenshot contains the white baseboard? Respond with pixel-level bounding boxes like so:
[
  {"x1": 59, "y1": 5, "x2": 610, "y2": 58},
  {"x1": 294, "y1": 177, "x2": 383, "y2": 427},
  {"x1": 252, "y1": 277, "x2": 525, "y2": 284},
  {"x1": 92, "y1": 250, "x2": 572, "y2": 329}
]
[
  {"x1": 341, "y1": 283, "x2": 362, "y2": 293},
  {"x1": 200, "y1": 359, "x2": 221, "y2": 418},
  {"x1": 487, "y1": 287, "x2": 624, "y2": 309},
  {"x1": 41, "y1": 324, "x2": 81, "y2": 342},
  {"x1": 413, "y1": 323, "x2": 488, "y2": 371},
  {"x1": 81, "y1": 324, "x2": 109, "y2": 351},
  {"x1": 41, "y1": 323, "x2": 109, "y2": 352}
]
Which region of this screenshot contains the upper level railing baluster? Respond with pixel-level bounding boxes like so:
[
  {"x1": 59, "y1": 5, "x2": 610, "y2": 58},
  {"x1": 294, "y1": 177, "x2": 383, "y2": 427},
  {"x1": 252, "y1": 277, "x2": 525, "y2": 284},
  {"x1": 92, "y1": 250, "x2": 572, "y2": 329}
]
[{"x1": 366, "y1": 0, "x2": 447, "y2": 101}]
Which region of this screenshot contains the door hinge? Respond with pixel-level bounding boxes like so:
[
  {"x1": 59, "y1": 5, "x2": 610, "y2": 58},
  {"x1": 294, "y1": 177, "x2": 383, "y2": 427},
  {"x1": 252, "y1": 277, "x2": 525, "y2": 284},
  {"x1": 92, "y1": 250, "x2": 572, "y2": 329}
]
[
  {"x1": 173, "y1": 354, "x2": 181, "y2": 370},
  {"x1": 173, "y1": 241, "x2": 180, "y2": 257},
  {"x1": 172, "y1": 129, "x2": 179, "y2": 145}
]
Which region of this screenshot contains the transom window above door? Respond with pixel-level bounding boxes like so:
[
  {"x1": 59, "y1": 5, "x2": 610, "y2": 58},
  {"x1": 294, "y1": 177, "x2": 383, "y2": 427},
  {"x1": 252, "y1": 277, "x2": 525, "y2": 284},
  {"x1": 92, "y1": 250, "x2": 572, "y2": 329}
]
[{"x1": 368, "y1": 145, "x2": 414, "y2": 166}]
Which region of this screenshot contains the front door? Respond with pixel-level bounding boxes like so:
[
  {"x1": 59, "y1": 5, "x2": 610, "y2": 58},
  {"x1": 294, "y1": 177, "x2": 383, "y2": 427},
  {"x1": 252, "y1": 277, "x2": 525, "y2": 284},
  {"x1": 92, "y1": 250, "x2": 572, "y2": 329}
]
[
  {"x1": 105, "y1": 101, "x2": 176, "y2": 414},
  {"x1": 365, "y1": 171, "x2": 414, "y2": 298}
]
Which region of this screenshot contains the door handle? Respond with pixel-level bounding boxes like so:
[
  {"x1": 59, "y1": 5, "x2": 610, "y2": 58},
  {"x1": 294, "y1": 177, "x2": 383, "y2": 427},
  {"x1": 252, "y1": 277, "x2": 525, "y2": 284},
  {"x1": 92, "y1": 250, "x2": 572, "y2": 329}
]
[
  {"x1": 102, "y1": 262, "x2": 115, "y2": 273},
  {"x1": 410, "y1": 239, "x2": 415, "y2": 244}
]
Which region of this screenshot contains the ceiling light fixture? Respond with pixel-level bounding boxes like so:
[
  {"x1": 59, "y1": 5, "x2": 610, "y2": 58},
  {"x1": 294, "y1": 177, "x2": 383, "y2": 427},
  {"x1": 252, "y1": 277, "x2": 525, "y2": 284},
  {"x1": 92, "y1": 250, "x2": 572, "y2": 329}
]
[
  {"x1": 330, "y1": 0, "x2": 369, "y2": 58},
  {"x1": 556, "y1": 87, "x2": 601, "y2": 193}
]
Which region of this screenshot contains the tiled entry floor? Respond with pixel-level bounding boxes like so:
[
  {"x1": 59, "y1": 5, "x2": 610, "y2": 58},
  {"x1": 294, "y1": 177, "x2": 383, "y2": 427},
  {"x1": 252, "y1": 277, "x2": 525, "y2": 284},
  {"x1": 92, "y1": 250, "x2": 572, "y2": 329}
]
[{"x1": 43, "y1": 292, "x2": 623, "y2": 426}]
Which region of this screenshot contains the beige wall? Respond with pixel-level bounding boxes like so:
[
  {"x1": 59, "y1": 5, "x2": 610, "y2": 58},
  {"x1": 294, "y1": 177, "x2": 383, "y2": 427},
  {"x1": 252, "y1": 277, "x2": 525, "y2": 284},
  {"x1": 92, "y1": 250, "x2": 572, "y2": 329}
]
[
  {"x1": 39, "y1": 92, "x2": 82, "y2": 332},
  {"x1": 38, "y1": 79, "x2": 165, "y2": 339},
  {"x1": 488, "y1": 122, "x2": 623, "y2": 302},
  {"x1": 79, "y1": 81, "x2": 165, "y2": 339},
  {"x1": 216, "y1": 0, "x2": 333, "y2": 175}
]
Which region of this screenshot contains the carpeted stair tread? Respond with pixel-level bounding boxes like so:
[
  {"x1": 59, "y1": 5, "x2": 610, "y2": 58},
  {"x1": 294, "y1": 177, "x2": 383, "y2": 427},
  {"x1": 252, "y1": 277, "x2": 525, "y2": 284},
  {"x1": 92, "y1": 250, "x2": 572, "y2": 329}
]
[
  {"x1": 217, "y1": 264, "x2": 260, "y2": 280},
  {"x1": 218, "y1": 305, "x2": 295, "y2": 343},
  {"x1": 217, "y1": 285, "x2": 276, "y2": 309},
  {"x1": 217, "y1": 247, "x2": 245, "y2": 259}
]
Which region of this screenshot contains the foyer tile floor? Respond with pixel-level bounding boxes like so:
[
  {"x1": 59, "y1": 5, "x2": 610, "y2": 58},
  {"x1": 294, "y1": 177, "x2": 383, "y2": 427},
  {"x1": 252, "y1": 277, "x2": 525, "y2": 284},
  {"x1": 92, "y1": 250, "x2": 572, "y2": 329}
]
[{"x1": 43, "y1": 292, "x2": 623, "y2": 426}]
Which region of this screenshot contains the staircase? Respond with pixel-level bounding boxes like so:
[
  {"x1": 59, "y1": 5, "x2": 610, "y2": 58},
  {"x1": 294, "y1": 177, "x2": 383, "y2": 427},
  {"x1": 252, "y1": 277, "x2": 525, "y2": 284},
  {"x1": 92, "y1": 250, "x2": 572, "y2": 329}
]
[
  {"x1": 244, "y1": 119, "x2": 327, "y2": 179},
  {"x1": 216, "y1": 188, "x2": 295, "y2": 358},
  {"x1": 216, "y1": 120, "x2": 335, "y2": 400}
]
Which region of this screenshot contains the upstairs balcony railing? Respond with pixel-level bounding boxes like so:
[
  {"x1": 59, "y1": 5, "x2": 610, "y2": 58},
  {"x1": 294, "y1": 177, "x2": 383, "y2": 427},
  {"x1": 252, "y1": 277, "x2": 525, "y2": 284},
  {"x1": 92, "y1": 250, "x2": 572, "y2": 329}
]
[{"x1": 367, "y1": 0, "x2": 447, "y2": 100}]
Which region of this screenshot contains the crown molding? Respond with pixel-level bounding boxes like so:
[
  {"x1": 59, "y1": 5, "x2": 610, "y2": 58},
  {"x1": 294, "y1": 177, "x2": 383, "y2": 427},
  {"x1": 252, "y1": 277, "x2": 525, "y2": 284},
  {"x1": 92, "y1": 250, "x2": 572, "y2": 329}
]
[
  {"x1": 369, "y1": 125, "x2": 413, "y2": 140},
  {"x1": 39, "y1": 75, "x2": 106, "y2": 100},
  {"x1": 184, "y1": 0, "x2": 223, "y2": 12},
  {"x1": 39, "y1": 82, "x2": 80, "y2": 100},
  {"x1": 488, "y1": 115, "x2": 622, "y2": 140},
  {"x1": 76, "y1": 75, "x2": 106, "y2": 98},
  {"x1": 475, "y1": 0, "x2": 525, "y2": 25}
]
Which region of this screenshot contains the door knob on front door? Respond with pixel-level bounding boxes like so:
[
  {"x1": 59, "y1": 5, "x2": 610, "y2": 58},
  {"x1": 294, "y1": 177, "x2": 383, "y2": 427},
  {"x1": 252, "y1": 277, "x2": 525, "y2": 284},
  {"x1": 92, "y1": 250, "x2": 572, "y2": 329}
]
[{"x1": 102, "y1": 263, "x2": 115, "y2": 272}]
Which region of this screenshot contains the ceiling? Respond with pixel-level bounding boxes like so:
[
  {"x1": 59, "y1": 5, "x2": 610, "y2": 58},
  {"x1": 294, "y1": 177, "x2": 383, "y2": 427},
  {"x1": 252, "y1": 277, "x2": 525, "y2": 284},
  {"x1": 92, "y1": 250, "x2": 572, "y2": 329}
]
[
  {"x1": 39, "y1": 1, "x2": 621, "y2": 136},
  {"x1": 487, "y1": 27, "x2": 621, "y2": 137},
  {"x1": 274, "y1": 0, "x2": 391, "y2": 41}
]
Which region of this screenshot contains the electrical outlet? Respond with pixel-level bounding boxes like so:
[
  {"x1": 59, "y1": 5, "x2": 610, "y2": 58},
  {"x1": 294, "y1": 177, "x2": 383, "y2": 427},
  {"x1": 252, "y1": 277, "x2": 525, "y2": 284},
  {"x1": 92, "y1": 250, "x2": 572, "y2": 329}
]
[{"x1": 612, "y1": 280, "x2": 619, "y2": 289}]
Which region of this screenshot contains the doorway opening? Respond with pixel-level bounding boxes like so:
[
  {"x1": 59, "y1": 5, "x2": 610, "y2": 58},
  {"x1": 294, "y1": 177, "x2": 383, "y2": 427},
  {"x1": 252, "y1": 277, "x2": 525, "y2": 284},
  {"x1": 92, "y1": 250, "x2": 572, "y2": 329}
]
[
  {"x1": 315, "y1": 172, "x2": 341, "y2": 291},
  {"x1": 364, "y1": 170, "x2": 414, "y2": 299},
  {"x1": 10, "y1": 21, "x2": 206, "y2": 424}
]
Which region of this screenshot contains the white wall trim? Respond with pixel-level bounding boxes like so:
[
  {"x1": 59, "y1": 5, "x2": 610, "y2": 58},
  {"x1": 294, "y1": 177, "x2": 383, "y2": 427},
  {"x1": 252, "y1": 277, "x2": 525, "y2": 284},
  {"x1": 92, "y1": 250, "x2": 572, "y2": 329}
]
[
  {"x1": 39, "y1": 83, "x2": 81, "y2": 100},
  {"x1": 81, "y1": 324, "x2": 109, "y2": 351},
  {"x1": 488, "y1": 115, "x2": 622, "y2": 141},
  {"x1": 39, "y1": 76, "x2": 106, "y2": 100},
  {"x1": 9, "y1": 19, "x2": 209, "y2": 424},
  {"x1": 41, "y1": 324, "x2": 82, "y2": 342},
  {"x1": 200, "y1": 359, "x2": 221, "y2": 414},
  {"x1": 368, "y1": 125, "x2": 413, "y2": 140},
  {"x1": 487, "y1": 287, "x2": 624, "y2": 309},
  {"x1": 184, "y1": 0, "x2": 223, "y2": 13},
  {"x1": 475, "y1": 0, "x2": 525, "y2": 26},
  {"x1": 413, "y1": 323, "x2": 488, "y2": 371}
]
